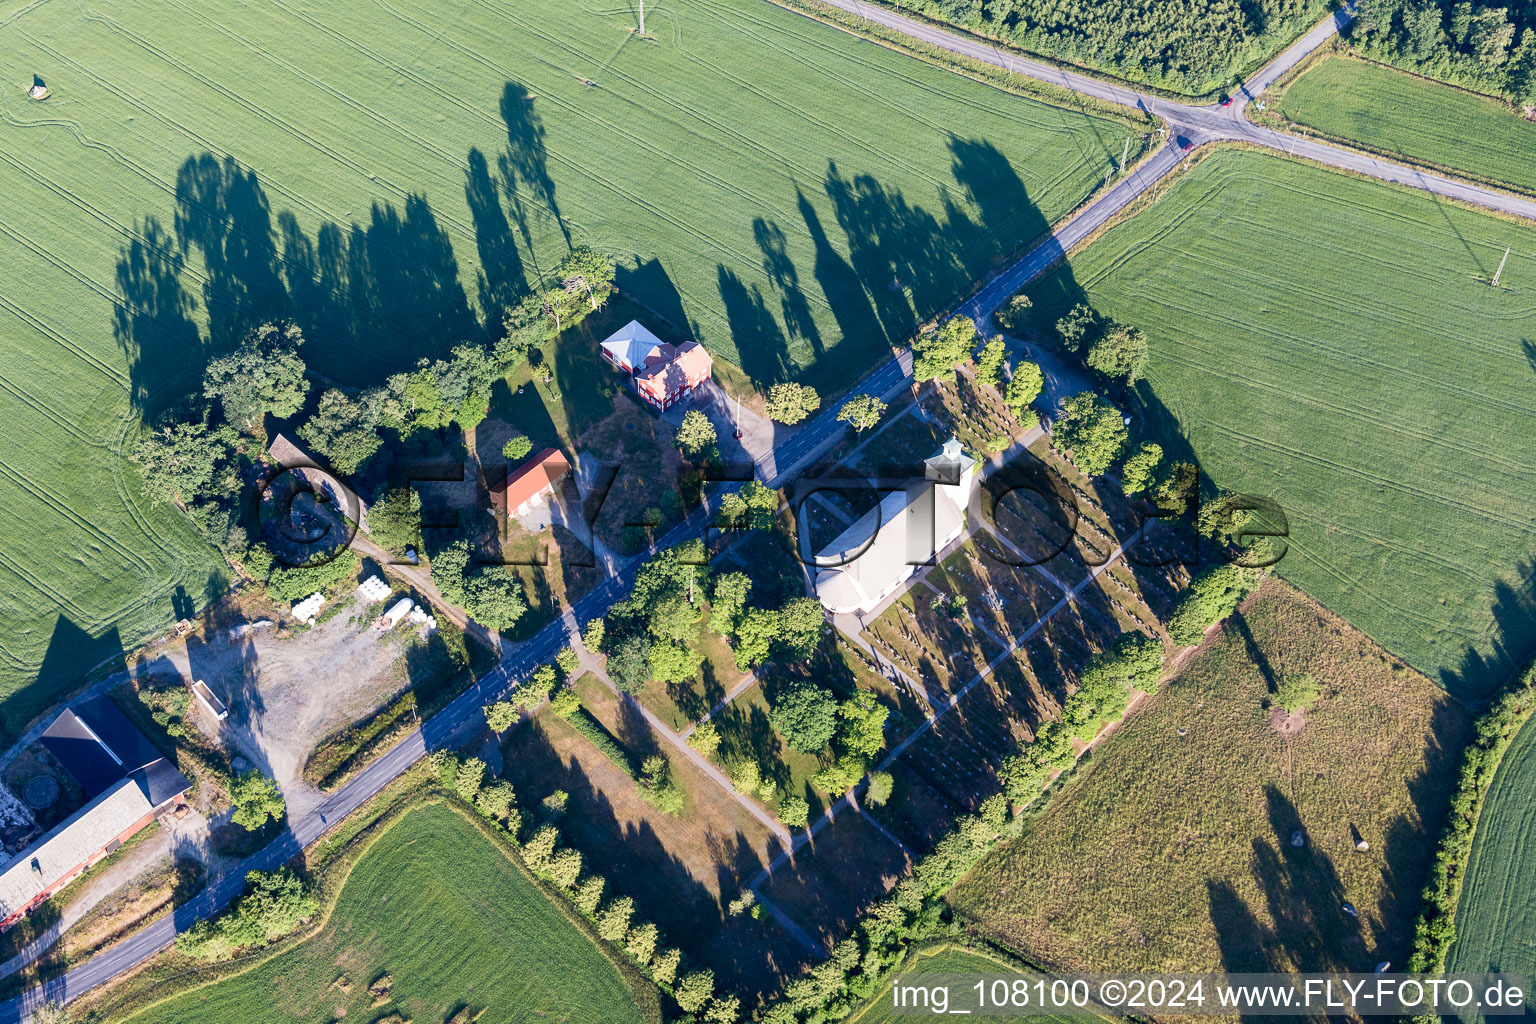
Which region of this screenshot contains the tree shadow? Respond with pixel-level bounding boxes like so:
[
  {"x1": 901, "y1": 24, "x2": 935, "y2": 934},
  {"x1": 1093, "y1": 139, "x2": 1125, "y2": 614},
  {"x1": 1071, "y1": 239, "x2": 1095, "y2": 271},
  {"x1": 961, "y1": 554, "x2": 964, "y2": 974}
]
[
  {"x1": 498, "y1": 80, "x2": 570, "y2": 258},
  {"x1": 1208, "y1": 786, "x2": 1369, "y2": 982},
  {"x1": 1439, "y1": 559, "x2": 1536, "y2": 702},
  {"x1": 614, "y1": 255, "x2": 692, "y2": 337},
  {"x1": 120, "y1": 153, "x2": 481, "y2": 413},
  {"x1": 717, "y1": 265, "x2": 792, "y2": 384},
  {"x1": 114, "y1": 215, "x2": 205, "y2": 420},
  {"x1": 464, "y1": 145, "x2": 528, "y2": 317},
  {"x1": 0, "y1": 618, "x2": 126, "y2": 748},
  {"x1": 753, "y1": 218, "x2": 823, "y2": 359}
]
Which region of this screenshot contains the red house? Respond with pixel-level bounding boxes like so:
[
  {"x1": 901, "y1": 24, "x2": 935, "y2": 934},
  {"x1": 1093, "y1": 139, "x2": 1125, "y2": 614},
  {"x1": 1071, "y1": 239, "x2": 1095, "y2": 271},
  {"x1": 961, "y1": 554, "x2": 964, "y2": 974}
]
[
  {"x1": 599, "y1": 321, "x2": 713, "y2": 411},
  {"x1": 491, "y1": 448, "x2": 572, "y2": 518}
]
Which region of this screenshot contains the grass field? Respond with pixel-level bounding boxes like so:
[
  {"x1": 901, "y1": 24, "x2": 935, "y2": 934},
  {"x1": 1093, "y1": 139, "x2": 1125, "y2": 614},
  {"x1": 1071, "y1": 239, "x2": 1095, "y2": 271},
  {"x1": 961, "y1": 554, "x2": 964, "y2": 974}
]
[
  {"x1": 948, "y1": 579, "x2": 1472, "y2": 975},
  {"x1": 851, "y1": 943, "x2": 1117, "y2": 1023},
  {"x1": 0, "y1": 0, "x2": 1134, "y2": 726},
  {"x1": 121, "y1": 802, "x2": 645, "y2": 1024},
  {"x1": 1445, "y1": 714, "x2": 1536, "y2": 1013},
  {"x1": 1277, "y1": 56, "x2": 1536, "y2": 194},
  {"x1": 1016, "y1": 147, "x2": 1536, "y2": 700}
]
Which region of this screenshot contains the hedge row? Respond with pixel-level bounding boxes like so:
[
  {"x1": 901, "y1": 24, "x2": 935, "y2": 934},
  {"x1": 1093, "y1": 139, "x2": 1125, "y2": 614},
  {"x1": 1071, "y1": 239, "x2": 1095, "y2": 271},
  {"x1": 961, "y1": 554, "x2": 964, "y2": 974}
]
[
  {"x1": 565, "y1": 707, "x2": 637, "y2": 778},
  {"x1": 1406, "y1": 663, "x2": 1536, "y2": 971}
]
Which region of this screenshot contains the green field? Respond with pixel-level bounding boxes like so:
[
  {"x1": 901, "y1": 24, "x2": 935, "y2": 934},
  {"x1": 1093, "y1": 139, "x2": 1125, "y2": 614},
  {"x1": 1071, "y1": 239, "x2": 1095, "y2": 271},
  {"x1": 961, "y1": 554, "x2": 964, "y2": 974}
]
[
  {"x1": 1278, "y1": 56, "x2": 1536, "y2": 194},
  {"x1": 852, "y1": 943, "x2": 1115, "y2": 1023},
  {"x1": 122, "y1": 802, "x2": 647, "y2": 1024},
  {"x1": 0, "y1": 0, "x2": 1133, "y2": 731},
  {"x1": 1017, "y1": 147, "x2": 1536, "y2": 699},
  {"x1": 949, "y1": 580, "x2": 1471, "y2": 974},
  {"x1": 1446, "y1": 714, "x2": 1536, "y2": 1017}
]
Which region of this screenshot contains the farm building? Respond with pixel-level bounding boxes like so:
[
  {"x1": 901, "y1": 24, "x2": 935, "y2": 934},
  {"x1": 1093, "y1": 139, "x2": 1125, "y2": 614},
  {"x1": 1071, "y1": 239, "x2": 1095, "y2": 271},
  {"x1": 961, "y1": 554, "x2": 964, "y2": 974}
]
[
  {"x1": 814, "y1": 437, "x2": 977, "y2": 614},
  {"x1": 599, "y1": 320, "x2": 671, "y2": 373},
  {"x1": 266, "y1": 433, "x2": 369, "y2": 527},
  {"x1": 491, "y1": 448, "x2": 572, "y2": 518},
  {"x1": 598, "y1": 321, "x2": 713, "y2": 410},
  {"x1": 0, "y1": 698, "x2": 191, "y2": 929}
]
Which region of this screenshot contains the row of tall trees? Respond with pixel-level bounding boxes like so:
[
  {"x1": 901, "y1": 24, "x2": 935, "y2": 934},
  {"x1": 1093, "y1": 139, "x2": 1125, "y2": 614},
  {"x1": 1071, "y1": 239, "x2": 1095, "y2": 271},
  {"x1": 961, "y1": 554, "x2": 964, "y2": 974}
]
[
  {"x1": 888, "y1": 0, "x2": 1323, "y2": 90},
  {"x1": 436, "y1": 750, "x2": 738, "y2": 1020}
]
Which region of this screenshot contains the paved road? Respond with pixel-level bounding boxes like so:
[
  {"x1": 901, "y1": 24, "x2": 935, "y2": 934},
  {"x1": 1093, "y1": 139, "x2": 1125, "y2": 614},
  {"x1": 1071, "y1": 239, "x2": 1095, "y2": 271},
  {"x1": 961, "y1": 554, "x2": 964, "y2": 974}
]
[
  {"x1": 12, "y1": 2, "x2": 1534, "y2": 1016},
  {"x1": 813, "y1": 0, "x2": 1536, "y2": 223}
]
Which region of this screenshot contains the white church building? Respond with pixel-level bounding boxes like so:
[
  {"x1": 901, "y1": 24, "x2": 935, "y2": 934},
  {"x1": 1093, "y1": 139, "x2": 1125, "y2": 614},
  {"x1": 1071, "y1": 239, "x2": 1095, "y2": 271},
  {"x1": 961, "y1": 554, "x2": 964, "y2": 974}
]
[{"x1": 813, "y1": 437, "x2": 977, "y2": 615}]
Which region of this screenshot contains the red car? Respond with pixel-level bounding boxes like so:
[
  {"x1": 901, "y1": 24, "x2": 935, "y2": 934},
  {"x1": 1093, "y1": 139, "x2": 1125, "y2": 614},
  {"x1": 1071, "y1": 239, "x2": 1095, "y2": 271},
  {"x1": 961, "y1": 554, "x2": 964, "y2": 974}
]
[
  {"x1": 1176, "y1": 135, "x2": 1193, "y2": 151},
  {"x1": 1220, "y1": 96, "x2": 1234, "y2": 107}
]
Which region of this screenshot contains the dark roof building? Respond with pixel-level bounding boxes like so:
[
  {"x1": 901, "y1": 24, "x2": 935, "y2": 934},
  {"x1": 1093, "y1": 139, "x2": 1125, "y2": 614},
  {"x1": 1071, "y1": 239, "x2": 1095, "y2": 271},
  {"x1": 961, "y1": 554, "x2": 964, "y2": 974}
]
[
  {"x1": 40, "y1": 696, "x2": 190, "y2": 809},
  {"x1": 0, "y1": 698, "x2": 190, "y2": 929}
]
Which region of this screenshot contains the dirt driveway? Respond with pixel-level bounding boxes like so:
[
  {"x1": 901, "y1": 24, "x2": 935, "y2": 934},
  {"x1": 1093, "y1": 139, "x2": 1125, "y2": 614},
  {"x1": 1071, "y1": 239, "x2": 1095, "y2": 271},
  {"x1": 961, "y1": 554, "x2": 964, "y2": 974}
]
[{"x1": 143, "y1": 594, "x2": 432, "y2": 819}]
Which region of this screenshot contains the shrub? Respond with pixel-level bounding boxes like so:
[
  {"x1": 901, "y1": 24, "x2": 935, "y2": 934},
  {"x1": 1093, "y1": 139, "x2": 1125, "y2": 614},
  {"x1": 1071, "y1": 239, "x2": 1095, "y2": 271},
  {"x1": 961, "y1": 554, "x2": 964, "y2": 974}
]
[
  {"x1": 566, "y1": 707, "x2": 636, "y2": 777},
  {"x1": 727, "y1": 889, "x2": 757, "y2": 917},
  {"x1": 865, "y1": 770, "x2": 894, "y2": 806},
  {"x1": 581, "y1": 617, "x2": 607, "y2": 653},
  {"x1": 778, "y1": 795, "x2": 810, "y2": 829},
  {"x1": 138, "y1": 680, "x2": 191, "y2": 739},
  {"x1": 176, "y1": 869, "x2": 316, "y2": 961},
  {"x1": 1274, "y1": 673, "x2": 1321, "y2": 714},
  {"x1": 1167, "y1": 565, "x2": 1263, "y2": 645},
  {"x1": 502, "y1": 434, "x2": 533, "y2": 461}
]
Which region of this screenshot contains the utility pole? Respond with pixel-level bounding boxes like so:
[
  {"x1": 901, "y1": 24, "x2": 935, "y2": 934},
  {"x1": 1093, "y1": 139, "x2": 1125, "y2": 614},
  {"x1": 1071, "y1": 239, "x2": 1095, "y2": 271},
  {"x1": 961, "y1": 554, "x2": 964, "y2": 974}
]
[
  {"x1": 1492, "y1": 246, "x2": 1511, "y2": 287},
  {"x1": 1120, "y1": 137, "x2": 1130, "y2": 175}
]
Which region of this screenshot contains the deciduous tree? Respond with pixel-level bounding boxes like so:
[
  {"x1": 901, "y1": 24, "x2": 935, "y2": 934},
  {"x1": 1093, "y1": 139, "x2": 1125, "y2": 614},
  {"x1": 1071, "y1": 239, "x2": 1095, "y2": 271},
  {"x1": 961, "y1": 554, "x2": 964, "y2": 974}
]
[
  {"x1": 1003, "y1": 361, "x2": 1044, "y2": 416},
  {"x1": 230, "y1": 770, "x2": 285, "y2": 831},
  {"x1": 203, "y1": 322, "x2": 309, "y2": 431},
  {"x1": 836, "y1": 394, "x2": 886, "y2": 435},
  {"x1": 675, "y1": 409, "x2": 718, "y2": 458},
  {"x1": 913, "y1": 316, "x2": 977, "y2": 382},
  {"x1": 300, "y1": 389, "x2": 381, "y2": 475},
  {"x1": 1120, "y1": 441, "x2": 1162, "y2": 496},
  {"x1": 764, "y1": 382, "x2": 820, "y2": 424},
  {"x1": 973, "y1": 336, "x2": 1007, "y2": 390},
  {"x1": 1052, "y1": 392, "x2": 1128, "y2": 476},
  {"x1": 770, "y1": 682, "x2": 838, "y2": 753}
]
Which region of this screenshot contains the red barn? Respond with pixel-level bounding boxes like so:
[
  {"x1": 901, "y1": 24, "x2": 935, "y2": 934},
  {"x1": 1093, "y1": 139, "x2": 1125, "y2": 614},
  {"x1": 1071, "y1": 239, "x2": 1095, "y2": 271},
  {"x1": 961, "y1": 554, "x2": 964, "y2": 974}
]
[{"x1": 491, "y1": 448, "x2": 572, "y2": 518}]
